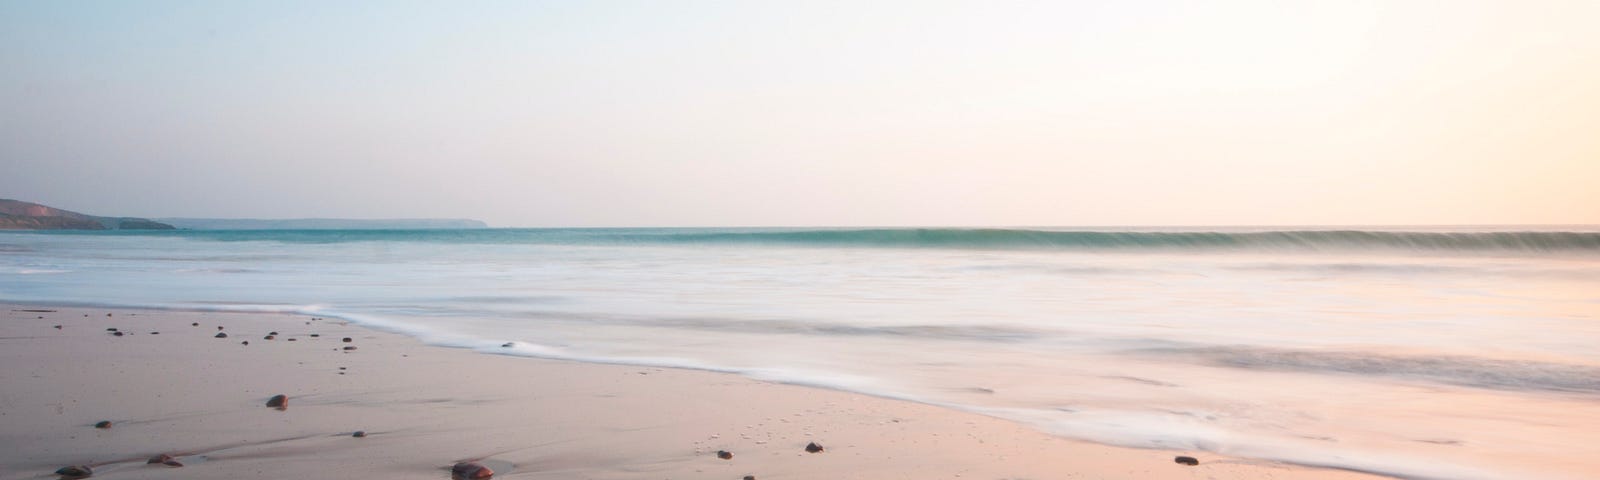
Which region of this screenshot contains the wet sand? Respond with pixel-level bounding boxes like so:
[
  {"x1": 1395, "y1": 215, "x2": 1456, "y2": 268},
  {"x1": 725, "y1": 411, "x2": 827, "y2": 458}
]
[{"x1": 0, "y1": 304, "x2": 1392, "y2": 479}]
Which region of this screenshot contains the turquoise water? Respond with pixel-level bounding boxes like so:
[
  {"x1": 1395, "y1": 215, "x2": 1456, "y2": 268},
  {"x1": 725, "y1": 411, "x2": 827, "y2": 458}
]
[{"x1": 3, "y1": 227, "x2": 1598, "y2": 479}]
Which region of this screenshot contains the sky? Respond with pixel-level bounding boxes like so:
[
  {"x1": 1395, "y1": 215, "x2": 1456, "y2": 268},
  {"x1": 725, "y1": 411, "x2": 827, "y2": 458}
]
[{"x1": 2, "y1": 1, "x2": 1597, "y2": 227}]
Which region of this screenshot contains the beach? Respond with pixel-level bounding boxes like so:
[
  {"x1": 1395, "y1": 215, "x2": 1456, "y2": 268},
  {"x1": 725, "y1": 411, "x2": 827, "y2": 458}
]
[{"x1": 0, "y1": 303, "x2": 1391, "y2": 480}]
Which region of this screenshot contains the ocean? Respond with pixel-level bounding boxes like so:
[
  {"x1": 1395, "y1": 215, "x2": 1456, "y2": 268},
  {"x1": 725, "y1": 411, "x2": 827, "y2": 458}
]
[{"x1": 3, "y1": 227, "x2": 1597, "y2": 479}]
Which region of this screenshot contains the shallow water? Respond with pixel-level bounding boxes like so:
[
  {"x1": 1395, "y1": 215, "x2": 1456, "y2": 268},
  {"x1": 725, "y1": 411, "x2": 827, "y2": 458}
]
[{"x1": 3, "y1": 227, "x2": 1597, "y2": 479}]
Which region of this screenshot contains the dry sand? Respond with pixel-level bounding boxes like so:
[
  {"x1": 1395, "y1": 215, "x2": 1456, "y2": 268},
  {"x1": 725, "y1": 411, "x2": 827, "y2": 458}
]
[{"x1": 0, "y1": 304, "x2": 1392, "y2": 480}]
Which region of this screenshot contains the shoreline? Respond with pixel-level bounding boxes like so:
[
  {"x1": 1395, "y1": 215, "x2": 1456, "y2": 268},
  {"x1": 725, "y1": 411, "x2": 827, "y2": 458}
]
[{"x1": 0, "y1": 302, "x2": 1393, "y2": 479}]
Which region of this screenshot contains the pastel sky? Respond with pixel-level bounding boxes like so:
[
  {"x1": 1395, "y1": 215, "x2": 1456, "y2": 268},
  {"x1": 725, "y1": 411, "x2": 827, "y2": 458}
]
[{"x1": 3, "y1": 1, "x2": 1597, "y2": 227}]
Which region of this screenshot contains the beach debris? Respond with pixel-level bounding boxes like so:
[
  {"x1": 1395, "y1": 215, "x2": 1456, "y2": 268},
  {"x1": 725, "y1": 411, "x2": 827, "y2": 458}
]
[
  {"x1": 266, "y1": 394, "x2": 288, "y2": 409},
  {"x1": 343, "y1": 346, "x2": 357, "y2": 351},
  {"x1": 717, "y1": 450, "x2": 733, "y2": 460},
  {"x1": 162, "y1": 459, "x2": 183, "y2": 467},
  {"x1": 113, "y1": 331, "x2": 124, "y2": 337},
  {"x1": 1174, "y1": 456, "x2": 1199, "y2": 466},
  {"x1": 214, "y1": 332, "x2": 228, "y2": 338},
  {"x1": 451, "y1": 461, "x2": 494, "y2": 479},
  {"x1": 147, "y1": 453, "x2": 178, "y2": 464},
  {"x1": 93, "y1": 420, "x2": 112, "y2": 429},
  {"x1": 805, "y1": 442, "x2": 825, "y2": 453},
  {"x1": 54, "y1": 465, "x2": 93, "y2": 478},
  {"x1": 342, "y1": 337, "x2": 352, "y2": 343},
  {"x1": 352, "y1": 431, "x2": 367, "y2": 438},
  {"x1": 264, "y1": 335, "x2": 275, "y2": 340}
]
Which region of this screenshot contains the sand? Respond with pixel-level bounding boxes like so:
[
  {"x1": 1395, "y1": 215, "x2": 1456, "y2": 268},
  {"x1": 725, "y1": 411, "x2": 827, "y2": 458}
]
[{"x1": 0, "y1": 304, "x2": 1391, "y2": 480}]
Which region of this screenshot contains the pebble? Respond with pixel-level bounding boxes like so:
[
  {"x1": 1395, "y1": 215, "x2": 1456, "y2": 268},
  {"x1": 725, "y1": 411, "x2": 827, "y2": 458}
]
[
  {"x1": 106, "y1": 328, "x2": 117, "y2": 331},
  {"x1": 241, "y1": 341, "x2": 249, "y2": 345},
  {"x1": 217, "y1": 326, "x2": 224, "y2": 330},
  {"x1": 269, "y1": 331, "x2": 278, "y2": 335},
  {"x1": 451, "y1": 462, "x2": 494, "y2": 479},
  {"x1": 265, "y1": 335, "x2": 276, "y2": 340},
  {"x1": 717, "y1": 450, "x2": 733, "y2": 460},
  {"x1": 288, "y1": 338, "x2": 298, "y2": 341},
  {"x1": 94, "y1": 420, "x2": 111, "y2": 429},
  {"x1": 214, "y1": 332, "x2": 228, "y2": 338},
  {"x1": 266, "y1": 394, "x2": 288, "y2": 409},
  {"x1": 744, "y1": 476, "x2": 756, "y2": 480},
  {"x1": 147, "y1": 454, "x2": 174, "y2": 464},
  {"x1": 805, "y1": 442, "x2": 825, "y2": 453},
  {"x1": 342, "y1": 337, "x2": 352, "y2": 342},
  {"x1": 54, "y1": 325, "x2": 62, "y2": 329},
  {"x1": 1174, "y1": 456, "x2": 1199, "y2": 466},
  {"x1": 150, "y1": 332, "x2": 159, "y2": 335},
  {"x1": 353, "y1": 431, "x2": 367, "y2": 438},
  {"x1": 113, "y1": 331, "x2": 124, "y2": 337},
  {"x1": 54, "y1": 465, "x2": 92, "y2": 478},
  {"x1": 501, "y1": 342, "x2": 514, "y2": 348},
  {"x1": 192, "y1": 322, "x2": 199, "y2": 326},
  {"x1": 343, "y1": 346, "x2": 357, "y2": 351}
]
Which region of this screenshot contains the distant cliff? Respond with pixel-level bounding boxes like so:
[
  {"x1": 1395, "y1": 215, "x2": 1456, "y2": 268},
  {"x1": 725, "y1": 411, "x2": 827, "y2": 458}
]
[
  {"x1": 154, "y1": 218, "x2": 489, "y2": 230},
  {"x1": 0, "y1": 199, "x2": 177, "y2": 230}
]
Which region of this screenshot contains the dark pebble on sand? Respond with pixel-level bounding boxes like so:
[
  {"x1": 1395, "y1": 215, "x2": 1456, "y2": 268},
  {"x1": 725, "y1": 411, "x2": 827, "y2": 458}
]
[
  {"x1": 54, "y1": 465, "x2": 92, "y2": 477},
  {"x1": 264, "y1": 335, "x2": 275, "y2": 340},
  {"x1": 352, "y1": 431, "x2": 366, "y2": 437},
  {"x1": 150, "y1": 332, "x2": 159, "y2": 335},
  {"x1": 148, "y1": 453, "x2": 174, "y2": 464},
  {"x1": 241, "y1": 341, "x2": 249, "y2": 345},
  {"x1": 310, "y1": 334, "x2": 320, "y2": 337},
  {"x1": 266, "y1": 394, "x2": 288, "y2": 409},
  {"x1": 192, "y1": 322, "x2": 198, "y2": 326},
  {"x1": 54, "y1": 325, "x2": 62, "y2": 329},
  {"x1": 744, "y1": 476, "x2": 755, "y2": 480},
  {"x1": 451, "y1": 462, "x2": 494, "y2": 479},
  {"x1": 502, "y1": 342, "x2": 514, "y2": 348},
  {"x1": 717, "y1": 450, "x2": 733, "y2": 460},
  {"x1": 163, "y1": 460, "x2": 183, "y2": 467},
  {"x1": 269, "y1": 331, "x2": 278, "y2": 335},
  {"x1": 342, "y1": 337, "x2": 352, "y2": 342},
  {"x1": 805, "y1": 442, "x2": 824, "y2": 453},
  {"x1": 113, "y1": 331, "x2": 124, "y2": 336},
  {"x1": 215, "y1": 332, "x2": 228, "y2": 338},
  {"x1": 106, "y1": 328, "x2": 117, "y2": 331},
  {"x1": 1174, "y1": 456, "x2": 1199, "y2": 466},
  {"x1": 94, "y1": 420, "x2": 111, "y2": 429},
  {"x1": 343, "y1": 346, "x2": 357, "y2": 351},
  {"x1": 288, "y1": 338, "x2": 298, "y2": 341}
]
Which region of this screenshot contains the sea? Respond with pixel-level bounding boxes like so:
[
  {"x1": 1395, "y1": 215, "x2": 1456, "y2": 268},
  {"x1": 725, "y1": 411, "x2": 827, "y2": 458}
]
[{"x1": 2, "y1": 227, "x2": 1597, "y2": 479}]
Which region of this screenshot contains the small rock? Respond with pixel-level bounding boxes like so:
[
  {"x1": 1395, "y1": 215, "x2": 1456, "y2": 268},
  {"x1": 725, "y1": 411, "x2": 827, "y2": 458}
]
[
  {"x1": 309, "y1": 333, "x2": 320, "y2": 337},
  {"x1": 339, "y1": 367, "x2": 347, "y2": 370},
  {"x1": 744, "y1": 476, "x2": 756, "y2": 480},
  {"x1": 288, "y1": 338, "x2": 298, "y2": 341},
  {"x1": 217, "y1": 326, "x2": 224, "y2": 330},
  {"x1": 147, "y1": 454, "x2": 175, "y2": 464},
  {"x1": 241, "y1": 341, "x2": 249, "y2": 345},
  {"x1": 717, "y1": 450, "x2": 733, "y2": 460},
  {"x1": 501, "y1": 342, "x2": 514, "y2": 348},
  {"x1": 269, "y1": 331, "x2": 278, "y2": 335},
  {"x1": 106, "y1": 328, "x2": 117, "y2": 332},
  {"x1": 94, "y1": 420, "x2": 111, "y2": 429},
  {"x1": 150, "y1": 332, "x2": 159, "y2": 335},
  {"x1": 215, "y1": 332, "x2": 228, "y2": 338},
  {"x1": 192, "y1": 322, "x2": 199, "y2": 326},
  {"x1": 343, "y1": 346, "x2": 357, "y2": 351},
  {"x1": 342, "y1": 337, "x2": 352, "y2": 343},
  {"x1": 266, "y1": 394, "x2": 288, "y2": 409},
  {"x1": 1174, "y1": 456, "x2": 1199, "y2": 466},
  {"x1": 55, "y1": 465, "x2": 92, "y2": 477},
  {"x1": 162, "y1": 460, "x2": 183, "y2": 467},
  {"x1": 353, "y1": 431, "x2": 367, "y2": 437},
  {"x1": 112, "y1": 331, "x2": 124, "y2": 337},
  {"x1": 451, "y1": 462, "x2": 494, "y2": 479},
  {"x1": 265, "y1": 335, "x2": 275, "y2": 340},
  {"x1": 805, "y1": 442, "x2": 824, "y2": 453},
  {"x1": 106, "y1": 313, "x2": 112, "y2": 317},
  {"x1": 54, "y1": 325, "x2": 62, "y2": 329}
]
